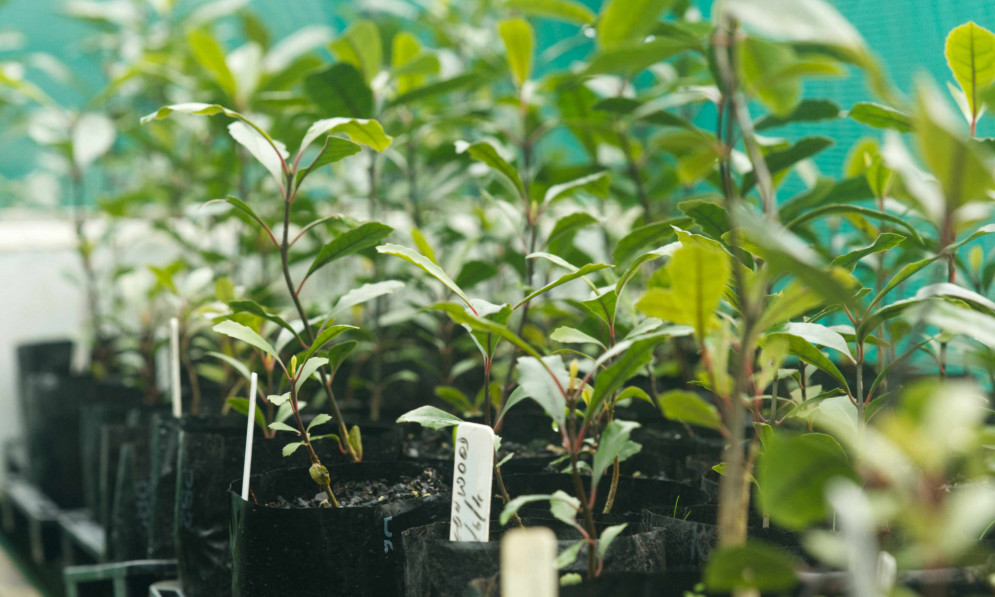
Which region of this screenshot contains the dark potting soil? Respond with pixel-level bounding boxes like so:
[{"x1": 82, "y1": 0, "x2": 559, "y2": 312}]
[
  {"x1": 403, "y1": 426, "x2": 562, "y2": 462},
  {"x1": 264, "y1": 467, "x2": 448, "y2": 509}
]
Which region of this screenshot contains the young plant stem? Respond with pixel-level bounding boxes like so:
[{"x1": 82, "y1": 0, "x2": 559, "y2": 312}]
[
  {"x1": 368, "y1": 156, "x2": 386, "y2": 420},
  {"x1": 179, "y1": 324, "x2": 203, "y2": 414},
  {"x1": 279, "y1": 191, "x2": 359, "y2": 463},
  {"x1": 714, "y1": 17, "x2": 758, "y2": 548},
  {"x1": 567, "y1": 396, "x2": 598, "y2": 578},
  {"x1": 289, "y1": 383, "x2": 340, "y2": 507},
  {"x1": 855, "y1": 341, "x2": 866, "y2": 427},
  {"x1": 70, "y1": 169, "x2": 109, "y2": 376}
]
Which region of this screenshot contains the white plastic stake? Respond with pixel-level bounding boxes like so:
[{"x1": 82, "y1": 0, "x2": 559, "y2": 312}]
[
  {"x1": 241, "y1": 372, "x2": 259, "y2": 501},
  {"x1": 501, "y1": 527, "x2": 558, "y2": 597},
  {"x1": 449, "y1": 422, "x2": 495, "y2": 542},
  {"x1": 170, "y1": 317, "x2": 181, "y2": 418}
]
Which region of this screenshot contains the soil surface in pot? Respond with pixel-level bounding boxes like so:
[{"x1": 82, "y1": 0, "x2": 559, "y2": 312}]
[
  {"x1": 403, "y1": 426, "x2": 563, "y2": 462},
  {"x1": 264, "y1": 467, "x2": 448, "y2": 509}
]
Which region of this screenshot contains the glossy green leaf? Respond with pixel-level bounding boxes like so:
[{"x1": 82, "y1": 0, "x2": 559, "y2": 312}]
[
  {"x1": 587, "y1": 37, "x2": 698, "y2": 74},
  {"x1": 187, "y1": 28, "x2": 236, "y2": 99},
  {"x1": 550, "y1": 326, "x2": 604, "y2": 347},
  {"x1": 506, "y1": 0, "x2": 594, "y2": 24},
  {"x1": 592, "y1": 420, "x2": 640, "y2": 486},
  {"x1": 945, "y1": 22, "x2": 995, "y2": 123},
  {"x1": 269, "y1": 421, "x2": 300, "y2": 434},
  {"x1": 298, "y1": 117, "x2": 392, "y2": 156},
  {"x1": 326, "y1": 341, "x2": 357, "y2": 376},
  {"x1": 282, "y1": 442, "x2": 304, "y2": 456},
  {"x1": 306, "y1": 222, "x2": 393, "y2": 279},
  {"x1": 786, "y1": 204, "x2": 922, "y2": 245},
  {"x1": 307, "y1": 413, "x2": 332, "y2": 432},
  {"x1": 213, "y1": 320, "x2": 281, "y2": 363},
  {"x1": 227, "y1": 121, "x2": 288, "y2": 186},
  {"x1": 396, "y1": 405, "x2": 464, "y2": 429},
  {"x1": 754, "y1": 99, "x2": 841, "y2": 131},
  {"x1": 764, "y1": 332, "x2": 848, "y2": 390},
  {"x1": 658, "y1": 389, "x2": 722, "y2": 430},
  {"x1": 499, "y1": 18, "x2": 534, "y2": 88},
  {"x1": 740, "y1": 136, "x2": 833, "y2": 193},
  {"x1": 304, "y1": 62, "x2": 374, "y2": 119},
  {"x1": 757, "y1": 433, "x2": 856, "y2": 529},
  {"x1": 514, "y1": 263, "x2": 612, "y2": 309},
  {"x1": 543, "y1": 171, "x2": 610, "y2": 204},
  {"x1": 848, "y1": 102, "x2": 913, "y2": 133},
  {"x1": 331, "y1": 280, "x2": 405, "y2": 315},
  {"x1": 225, "y1": 397, "x2": 267, "y2": 432},
  {"x1": 295, "y1": 136, "x2": 363, "y2": 186},
  {"x1": 294, "y1": 357, "x2": 328, "y2": 392},
  {"x1": 329, "y1": 20, "x2": 381, "y2": 83},
  {"x1": 516, "y1": 355, "x2": 569, "y2": 426},
  {"x1": 301, "y1": 325, "x2": 356, "y2": 363},
  {"x1": 597, "y1": 0, "x2": 674, "y2": 50},
  {"x1": 705, "y1": 541, "x2": 800, "y2": 592},
  {"x1": 378, "y1": 244, "x2": 474, "y2": 309},
  {"x1": 830, "y1": 233, "x2": 906, "y2": 270},
  {"x1": 455, "y1": 140, "x2": 524, "y2": 198},
  {"x1": 635, "y1": 235, "x2": 730, "y2": 341}
]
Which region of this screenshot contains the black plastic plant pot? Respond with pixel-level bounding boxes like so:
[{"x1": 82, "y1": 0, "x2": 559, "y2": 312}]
[
  {"x1": 108, "y1": 432, "x2": 153, "y2": 561},
  {"x1": 403, "y1": 518, "x2": 673, "y2": 597},
  {"x1": 641, "y1": 505, "x2": 801, "y2": 569},
  {"x1": 81, "y1": 383, "x2": 144, "y2": 515},
  {"x1": 230, "y1": 462, "x2": 448, "y2": 597},
  {"x1": 625, "y1": 424, "x2": 724, "y2": 483},
  {"x1": 175, "y1": 416, "x2": 391, "y2": 597},
  {"x1": 147, "y1": 413, "x2": 180, "y2": 559},
  {"x1": 16, "y1": 339, "x2": 73, "y2": 418},
  {"x1": 22, "y1": 372, "x2": 93, "y2": 507},
  {"x1": 502, "y1": 473, "x2": 709, "y2": 520}
]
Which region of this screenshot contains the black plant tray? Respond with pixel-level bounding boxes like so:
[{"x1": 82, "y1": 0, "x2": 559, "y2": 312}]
[{"x1": 0, "y1": 473, "x2": 62, "y2": 565}]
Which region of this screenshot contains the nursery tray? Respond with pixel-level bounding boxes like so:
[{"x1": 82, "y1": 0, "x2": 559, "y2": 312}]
[
  {"x1": 147, "y1": 579, "x2": 183, "y2": 597},
  {"x1": 0, "y1": 475, "x2": 61, "y2": 564},
  {"x1": 58, "y1": 509, "x2": 106, "y2": 564},
  {"x1": 63, "y1": 559, "x2": 177, "y2": 597}
]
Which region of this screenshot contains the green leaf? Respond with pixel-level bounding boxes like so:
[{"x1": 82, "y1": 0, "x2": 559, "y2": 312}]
[
  {"x1": 705, "y1": 541, "x2": 800, "y2": 592},
  {"x1": 433, "y1": 303, "x2": 544, "y2": 362},
  {"x1": 740, "y1": 136, "x2": 833, "y2": 194},
  {"x1": 914, "y1": 80, "x2": 995, "y2": 209},
  {"x1": 657, "y1": 389, "x2": 722, "y2": 430},
  {"x1": 206, "y1": 351, "x2": 251, "y2": 381},
  {"x1": 434, "y1": 387, "x2": 473, "y2": 413},
  {"x1": 612, "y1": 218, "x2": 688, "y2": 266},
  {"x1": 378, "y1": 244, "x2": 474, "y2": 309},
  {"x1": 268, "y1": 392, "x2": 290, "y2": 407},
  {"x1": 455, "y1": 140, "x2": 524, "y2": 198},
  {"x1": 348, "y1": 425, "x2": 363, "y2": 461},
  {"x1": 269, "y1": 421, "x2": 300, "y2": 434},
  {"x1": 678, "y1": 198, "x2": 728, "y2": 239},
  {"x1": 297, "y1": 117, "x2": 392, "y2": 156},
  {"x1": 635, "y1": 234, "x2": 731, "y2": 341},
  {"x1": 227, "y1": 299, "x2": 299, "y2": 340},
  {"x1": 304, "y1": 62, "x2": 374, "y2": 119},
  {"x1": 300, "y1": 325, "x2": 356, "y2": 363},
  {"x1": 725, "y1": 0, "x2": 865, "y2": 52},
  {"x1": 506, "y1": 0, "x2": 594, "y2": 24},
  {"x1": 763, "y1": 333, "x2": 848, "y2": 390},
  {"x1": 295, "y1": 136, "x2": 363, "y2": 186},
  {"x1": 549, "y1": 490, "x2": 582, "y2": 528},
  {"x1": 500, "y1": 492, "x2": 577, "y2": 525},
  {"x1": 587, "y1": 37, "x2": 699, "y2": 75},
  {"x1": 396, "y1": 405, "x2": 464, "y2": 429},
  {"x1": 550, "y1": 326, "x2": 604, "y2": 347},
  {"x1": 597, "y1": 0, "x2": 674, "y2": 50},
  {"x1": 597, "y1": 523, "x2": 628, "y2": 560},
  {"x1": 211, "y1": 196, "x2": 271, "y2": 239},
  {"x1": 869, "y1": 224, "x2": 995, "y2": 308},
  {"x1": 945, "y1": 22, "x2": 995, "y2": 123},
  {"x1": 225, "y1": 397, "x2": 267, "y2": 432},
  {"x1": 848, "y1": 102, "x2": 913, "y2": 133},
  {"x1": 306, "y1": 222, "x2": 393, "y2": 279},
  {"x1": 455, "y1": 260, "x2": 500, "y2": 290},
  {"x1": 830, "y1": 233, "x2": 906, "y2": 270},
  {"x1": 754, "y1": 99, "x2": 841, "y2": 131},
  {"x1": 329, "y1": 20, "x2": 381, "y2": 83},
  {"x1": 331, "y1": 281, "x2": 405, "y2": 315},
  {"x1": 499, "y1": 18, "x2": 534, "y2": 88},
  {"x1": 187, "y1": 28, "x2": 236, "y2": 99},
  {"x1": 771, "y1": 322, "x2": 854, "y2": 363},
  {"x1": 515, "y1": 262, "x2": 612, "y2": 309},
  {"x1": 757, "y1": 433, "x2": 856, "y2": 529},
  {"x1": 227, "y1": 121, "x2": 288, "y2": 187},
  {"x1": 734, "y1": 206, "x2": 858, "y2": 309},
  {"x1": 213, "y1": 320, "x2": 282, "y2": 364},
  {"x1": 307, "y1": 413, "x2": 333, "y2": 432},
  {"x1": 325, "y1": 341, "x2": 357, "y2": 376},
  {"x1": 391, "y1": 32, "x2": 434, "y2": 95},
  {"x1": 387, "y1": 73, "x2": 482, "y2": 108},
  {"x1": 516, "y1": 355, "x2": 569, "y2": 426},
  {"x1": 282, "y1": 442, "x2": 304, "y2": 457},
  {"x1": 592, "y1": 420, "x2": 640, "y2": 487},
  {"x1": 547, "y1": 212, "x2": 599, "y2": 257},
  {"x1": 556, "y1": 541, "x2": 585, "y2": 569},
  {"x1": 294, "y1": 357, "x2": 328, "y2": 392},
  {"x1": 543, "y1": 171, "x2": 610, "y2": 204}
]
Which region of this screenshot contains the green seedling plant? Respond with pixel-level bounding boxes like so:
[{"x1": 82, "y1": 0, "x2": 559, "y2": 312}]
[{"x1": 141, "y1": 102, "x2": 394, "y2": 503}]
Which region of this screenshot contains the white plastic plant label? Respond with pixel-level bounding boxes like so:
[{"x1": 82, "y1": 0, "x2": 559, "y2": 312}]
[
  {"x1": 501, "y1": 527, "x2": 558, "y2": 597},
  {"x1": 449, "y1": 422, "x2": 495, "y2": 542}
]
